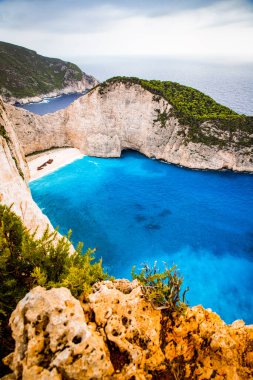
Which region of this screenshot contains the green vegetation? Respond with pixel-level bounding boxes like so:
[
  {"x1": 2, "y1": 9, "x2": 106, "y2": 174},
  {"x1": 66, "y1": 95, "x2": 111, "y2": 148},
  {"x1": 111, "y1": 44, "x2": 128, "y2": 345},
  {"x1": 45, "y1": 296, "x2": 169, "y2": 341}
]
[
  {"x1": 0, "y1": 123, "x2": 9, "y2": 141},
  {"x1": 132, "y1": 262, "x2": 188, "y2": 316},
  {"x1": 0, "y1": 204, "x2": 108, "y2": 372},
  {"x1": 99, "y1": 77, "x2": 253, "y2": 148},
  {"x1": 0, "y1": 41, "x2": 84, "y2": 99},
  {"x1": 153, "y1": 108, "x2": 170, "y2": 128}
]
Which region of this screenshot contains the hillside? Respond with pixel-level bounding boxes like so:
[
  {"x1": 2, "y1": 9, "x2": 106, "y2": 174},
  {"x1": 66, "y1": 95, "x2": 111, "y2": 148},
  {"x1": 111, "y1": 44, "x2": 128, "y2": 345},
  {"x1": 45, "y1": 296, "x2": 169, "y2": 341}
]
[{"x1": 0, "y1": 41, "x2": 97, "y2": 103}]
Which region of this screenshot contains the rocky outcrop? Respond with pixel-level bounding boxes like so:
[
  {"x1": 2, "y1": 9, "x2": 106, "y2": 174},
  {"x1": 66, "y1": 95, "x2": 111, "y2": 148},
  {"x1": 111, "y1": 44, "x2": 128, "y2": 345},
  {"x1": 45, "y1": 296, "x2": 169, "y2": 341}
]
[
  {"x1": 4, "y1": 287, "x2": 114, "y2": 380},
  {"x1": 0, "y1": 98, "x2": 54, "y2": 235},
  {"x1": 3, "y1": 281, "x2": 253, "y2": 379},
  {"x1": 6, "y1": 81, "x2": 253, "y2": 172}
]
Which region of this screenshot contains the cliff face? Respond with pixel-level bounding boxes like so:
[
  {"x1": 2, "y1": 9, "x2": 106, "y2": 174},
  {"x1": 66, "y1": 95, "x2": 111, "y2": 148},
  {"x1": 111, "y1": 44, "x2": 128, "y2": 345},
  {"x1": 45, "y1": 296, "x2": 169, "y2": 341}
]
[
  {"x1": 6, "y1": 81, "x2": 253, "y2": 172},
  {"x1": 3, "y1": 282, "x2": 253, "y2": 379},
  {"x1": 0, "y1": 98, "x2": 54, "y2": 235},
  {"x1": 0, "y1": 41, "x2": 98, "y2": 105}
]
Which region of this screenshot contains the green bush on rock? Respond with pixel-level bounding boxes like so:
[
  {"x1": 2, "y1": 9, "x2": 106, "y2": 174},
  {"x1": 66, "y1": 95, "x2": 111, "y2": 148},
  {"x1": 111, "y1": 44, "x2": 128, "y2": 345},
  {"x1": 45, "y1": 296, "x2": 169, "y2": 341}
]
[{"x1": 132, "y1": 262, "x2": 189, "y2": 316}]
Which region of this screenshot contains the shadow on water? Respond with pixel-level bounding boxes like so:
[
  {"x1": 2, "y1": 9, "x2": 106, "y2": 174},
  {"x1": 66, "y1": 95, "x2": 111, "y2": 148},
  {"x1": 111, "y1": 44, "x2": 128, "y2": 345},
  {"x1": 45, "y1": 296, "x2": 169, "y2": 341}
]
[
  {"x1": 133, "y1": 203, "x2": 145, "y2": 210},
  {"x1": 158, "y1": 208, "x2": 172, "y2": 217},
  {"x1": 134, "y1": 214, "x2": 148, "y2": 222}
]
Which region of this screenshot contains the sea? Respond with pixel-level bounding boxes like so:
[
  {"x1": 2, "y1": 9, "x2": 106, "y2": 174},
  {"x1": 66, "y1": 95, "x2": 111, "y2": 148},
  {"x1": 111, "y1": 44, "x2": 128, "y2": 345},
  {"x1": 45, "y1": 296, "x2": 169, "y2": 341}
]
[{"x1": 24, "y1": 58, "x2": 253, "y2": 324}]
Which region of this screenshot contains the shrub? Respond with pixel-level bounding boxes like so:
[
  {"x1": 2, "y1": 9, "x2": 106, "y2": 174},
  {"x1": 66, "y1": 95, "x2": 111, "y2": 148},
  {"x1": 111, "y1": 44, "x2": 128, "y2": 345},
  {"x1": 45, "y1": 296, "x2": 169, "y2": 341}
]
[
  {"x1": 0, "y1": 203, "x2": 108, "y2": 373},
  {"x1": 132, "y1": 262, "x2": 189, "y2": 316}
]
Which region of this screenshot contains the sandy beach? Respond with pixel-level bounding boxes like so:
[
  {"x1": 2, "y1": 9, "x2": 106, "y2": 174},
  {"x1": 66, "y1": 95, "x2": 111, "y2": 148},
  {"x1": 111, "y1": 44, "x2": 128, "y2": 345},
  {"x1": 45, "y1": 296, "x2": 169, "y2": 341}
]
[{"x1": 27, "y1": 147, "x2": 84, "y2": 181}]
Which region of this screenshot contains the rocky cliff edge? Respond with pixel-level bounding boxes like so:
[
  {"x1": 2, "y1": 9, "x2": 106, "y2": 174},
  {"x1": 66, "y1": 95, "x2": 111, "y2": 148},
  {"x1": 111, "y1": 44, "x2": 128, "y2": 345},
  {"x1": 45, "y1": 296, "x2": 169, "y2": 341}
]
[{"x1": 2, "y1": 281, "x2": 253, "y2": 379}]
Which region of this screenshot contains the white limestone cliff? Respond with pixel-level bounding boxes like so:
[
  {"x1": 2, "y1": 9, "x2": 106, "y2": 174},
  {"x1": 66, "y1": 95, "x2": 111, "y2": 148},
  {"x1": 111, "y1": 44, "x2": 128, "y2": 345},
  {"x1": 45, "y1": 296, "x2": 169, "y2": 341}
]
[{"x1": 6, "y1": 81, "x2": 253, "y2": 172}]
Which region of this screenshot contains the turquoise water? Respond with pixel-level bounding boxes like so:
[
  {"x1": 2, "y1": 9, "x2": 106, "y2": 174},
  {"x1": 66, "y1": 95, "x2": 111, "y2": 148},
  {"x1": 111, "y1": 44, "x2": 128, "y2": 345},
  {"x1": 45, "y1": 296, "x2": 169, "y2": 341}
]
[{"x1": 30, "y1": 151, "x2": 253, "y2": 324}]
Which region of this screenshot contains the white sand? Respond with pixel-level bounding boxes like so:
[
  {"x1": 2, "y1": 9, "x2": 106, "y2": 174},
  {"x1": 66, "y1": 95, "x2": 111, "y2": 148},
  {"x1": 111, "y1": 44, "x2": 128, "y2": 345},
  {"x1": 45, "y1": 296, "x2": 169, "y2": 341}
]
[{"x1": 27, "y1": 148, "x2": 84, "y2": 181}]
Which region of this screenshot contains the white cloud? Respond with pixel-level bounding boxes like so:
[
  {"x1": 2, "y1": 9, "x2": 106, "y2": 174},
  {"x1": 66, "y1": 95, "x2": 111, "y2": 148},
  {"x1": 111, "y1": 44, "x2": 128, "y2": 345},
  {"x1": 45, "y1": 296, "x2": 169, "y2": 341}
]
[{"x1": 0, "y1": 0, "x2": 252, "y2": 62}]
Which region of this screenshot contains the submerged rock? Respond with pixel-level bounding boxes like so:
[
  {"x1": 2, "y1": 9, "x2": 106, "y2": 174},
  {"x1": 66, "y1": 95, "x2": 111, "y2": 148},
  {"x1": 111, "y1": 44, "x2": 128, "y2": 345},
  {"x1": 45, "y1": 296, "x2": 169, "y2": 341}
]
[{"x1": 3, "y1": 281, "x2": 253, "y2": 379}]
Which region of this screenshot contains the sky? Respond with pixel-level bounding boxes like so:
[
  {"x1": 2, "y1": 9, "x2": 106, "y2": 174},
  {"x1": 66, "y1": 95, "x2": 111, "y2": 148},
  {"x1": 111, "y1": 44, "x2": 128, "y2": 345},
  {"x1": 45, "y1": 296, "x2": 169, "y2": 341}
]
[{"x1": 0, "y1": 0, "x2": 253, "y2": 63}]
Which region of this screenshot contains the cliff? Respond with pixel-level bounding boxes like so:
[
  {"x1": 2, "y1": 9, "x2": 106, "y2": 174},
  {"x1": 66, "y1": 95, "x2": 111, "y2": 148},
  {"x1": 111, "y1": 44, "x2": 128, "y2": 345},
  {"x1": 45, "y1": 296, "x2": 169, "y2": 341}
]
[
  {"x1": 6, "y1": 78, "x2": 253, "y2": 172},
  {"x1": 3, "y1": 282, "x2": 253, "y2": 379},
  {"x1": 0, "y1": 41, "x2": 98, "y2": 105},
  {"x1": 0, "y1": 98, "x2": 55, "y2": 235}
]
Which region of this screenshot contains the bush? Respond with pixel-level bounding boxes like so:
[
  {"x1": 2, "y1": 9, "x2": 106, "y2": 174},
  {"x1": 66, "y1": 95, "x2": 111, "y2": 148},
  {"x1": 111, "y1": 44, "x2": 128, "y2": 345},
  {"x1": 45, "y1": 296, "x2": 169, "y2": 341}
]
[
  {"x1": 0, "y1": 203, "x2": 108, "y2": 373},
  {"x1": 132, "y1": 262, "x2": 188, "y2": 316}
]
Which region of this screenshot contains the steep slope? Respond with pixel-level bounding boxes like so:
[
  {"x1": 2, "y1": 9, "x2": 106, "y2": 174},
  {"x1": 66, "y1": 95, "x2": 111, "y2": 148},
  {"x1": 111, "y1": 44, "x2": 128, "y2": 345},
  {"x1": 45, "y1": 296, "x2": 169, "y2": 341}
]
[
  {"x1": 6, "y1": 78, "x2": 253, "y2": 172},
  {"x1": 0, "y1": 41, "x2": 98, "y2": 104},
  {"x1": 0, "y1": 97, "x2": 54, "y2": 235}
]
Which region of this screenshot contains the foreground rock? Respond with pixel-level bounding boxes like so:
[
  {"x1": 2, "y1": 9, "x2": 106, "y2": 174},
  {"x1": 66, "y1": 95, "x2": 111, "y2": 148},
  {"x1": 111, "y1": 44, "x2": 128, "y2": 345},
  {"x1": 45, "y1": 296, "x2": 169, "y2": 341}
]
[{"x1": 3, "y1": 281, "x2": 253, "y2": 379}]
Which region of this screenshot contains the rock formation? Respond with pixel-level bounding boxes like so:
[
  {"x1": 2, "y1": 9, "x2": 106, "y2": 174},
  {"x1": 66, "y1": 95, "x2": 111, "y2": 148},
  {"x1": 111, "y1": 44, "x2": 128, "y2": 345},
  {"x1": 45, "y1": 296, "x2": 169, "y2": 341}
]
[
  {"x1": 0, "y1": 98, "x2": 54, "y2": 235},
  {"x1": 3, "y1": 281, "x2": 253, "y2": 379},
  {"x1": 6, "y1": 80, "x2": 253, "y2": 172}
]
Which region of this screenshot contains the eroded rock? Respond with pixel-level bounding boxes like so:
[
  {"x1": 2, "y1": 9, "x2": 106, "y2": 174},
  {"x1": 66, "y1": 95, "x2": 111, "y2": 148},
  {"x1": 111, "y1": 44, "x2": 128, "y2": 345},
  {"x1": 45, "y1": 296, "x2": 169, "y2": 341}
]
[
  {"x1": 4, "y1": 282, "x2": 253, "y2": 379},
  {"x1": 5, "y1": 287, "x2": 113, "y2": 380}
]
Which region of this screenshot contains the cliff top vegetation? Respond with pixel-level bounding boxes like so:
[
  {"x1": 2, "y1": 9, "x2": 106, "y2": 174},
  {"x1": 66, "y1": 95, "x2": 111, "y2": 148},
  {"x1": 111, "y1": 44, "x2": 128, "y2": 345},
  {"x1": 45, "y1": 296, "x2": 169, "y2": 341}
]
[{"x1": 99, "y1": 77, "x2": 253, "y2": 147}]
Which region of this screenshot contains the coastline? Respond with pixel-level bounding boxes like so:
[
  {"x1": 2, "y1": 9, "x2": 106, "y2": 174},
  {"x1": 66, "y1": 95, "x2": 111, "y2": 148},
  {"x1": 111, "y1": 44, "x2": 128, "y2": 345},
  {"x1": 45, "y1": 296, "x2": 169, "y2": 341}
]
[
  {"x1": 7, "y1": 89, "x2": 89, "y2": 106},
  {"x1": 27, "y1": 147, "x2": 84, "y2": 181}
]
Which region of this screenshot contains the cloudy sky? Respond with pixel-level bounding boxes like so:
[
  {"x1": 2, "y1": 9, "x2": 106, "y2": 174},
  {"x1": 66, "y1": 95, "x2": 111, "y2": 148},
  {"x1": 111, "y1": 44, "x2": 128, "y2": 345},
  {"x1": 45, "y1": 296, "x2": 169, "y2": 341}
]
[{"x1": 0, "y1": 0, "x2": 253, "y2": 63}]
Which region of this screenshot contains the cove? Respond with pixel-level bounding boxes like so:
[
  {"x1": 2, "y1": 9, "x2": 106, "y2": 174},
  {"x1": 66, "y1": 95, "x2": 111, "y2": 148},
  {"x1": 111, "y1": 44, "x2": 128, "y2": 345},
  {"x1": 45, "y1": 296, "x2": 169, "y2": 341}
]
[{"x1": 30, "y1": 151, "x2": 253, "y2": 324}]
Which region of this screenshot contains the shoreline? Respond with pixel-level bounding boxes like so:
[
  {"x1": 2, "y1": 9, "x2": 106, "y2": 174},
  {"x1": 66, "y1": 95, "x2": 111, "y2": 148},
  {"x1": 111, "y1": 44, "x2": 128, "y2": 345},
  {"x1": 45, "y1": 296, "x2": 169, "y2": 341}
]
[
  {"x1": 27, "y1": 147, "x2": 84, "y2": 181},
  {"x1": 15, "y1": 90, "x2": 89, "y2": 106}
]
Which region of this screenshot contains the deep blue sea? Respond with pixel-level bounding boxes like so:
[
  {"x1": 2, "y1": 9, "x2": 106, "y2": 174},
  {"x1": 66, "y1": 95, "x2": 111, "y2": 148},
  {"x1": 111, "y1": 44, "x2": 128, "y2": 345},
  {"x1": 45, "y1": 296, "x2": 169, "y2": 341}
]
[
  {"x1": 30, "y1": 151, "x2": 253, "y2": 324},
  {"x1": 28, "y1": 59, "x2": 253, "y2": 324},
  {"x1": 16, "y1": 92, "x2": 86, "y2": 115}
]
